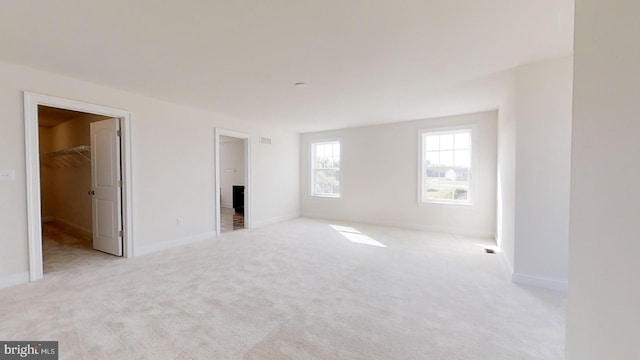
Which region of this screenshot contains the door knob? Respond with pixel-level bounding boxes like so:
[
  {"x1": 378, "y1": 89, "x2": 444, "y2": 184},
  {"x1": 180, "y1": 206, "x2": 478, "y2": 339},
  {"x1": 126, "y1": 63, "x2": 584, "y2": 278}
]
[{"x1": 88, "y1": 190, "x2": 95, "y2": 196}]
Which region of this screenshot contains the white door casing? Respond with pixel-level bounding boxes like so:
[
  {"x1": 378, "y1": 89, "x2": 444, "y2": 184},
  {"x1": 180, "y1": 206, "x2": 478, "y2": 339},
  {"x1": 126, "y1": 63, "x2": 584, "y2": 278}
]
[
  {"x1": 90, "y1": 118, "x2": 123, "y2": 256},
  {"x1": 24, "y1": 92, "x2": 133, "y2": 282}
]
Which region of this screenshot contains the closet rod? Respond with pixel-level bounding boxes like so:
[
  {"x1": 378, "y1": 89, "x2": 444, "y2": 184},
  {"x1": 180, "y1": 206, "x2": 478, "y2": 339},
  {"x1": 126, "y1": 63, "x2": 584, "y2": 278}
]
[{"x1": 40, "y1": 145, "x2": 91, "y2": 161}]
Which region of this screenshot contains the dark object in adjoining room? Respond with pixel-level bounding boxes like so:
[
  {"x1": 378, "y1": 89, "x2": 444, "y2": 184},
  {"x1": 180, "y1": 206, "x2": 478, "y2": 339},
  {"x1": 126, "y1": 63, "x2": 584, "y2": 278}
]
[{"x1": 233, "y1": 185, "x2": 245, "y2": 214}]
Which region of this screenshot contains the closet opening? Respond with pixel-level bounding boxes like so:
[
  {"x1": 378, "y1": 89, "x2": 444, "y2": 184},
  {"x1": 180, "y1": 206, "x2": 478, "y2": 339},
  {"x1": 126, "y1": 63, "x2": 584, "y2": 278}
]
[
  {"x1": 24, "y1": 92, "x2": 134, "y2": 282},
  {"x1": 38, "y1": 106, "x2": 123, "y2": 274}
]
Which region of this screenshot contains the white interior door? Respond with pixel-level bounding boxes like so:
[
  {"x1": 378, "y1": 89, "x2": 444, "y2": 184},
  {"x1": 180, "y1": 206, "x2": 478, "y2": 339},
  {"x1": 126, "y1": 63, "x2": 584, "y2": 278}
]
[{"x1": 90, "y1": 118, "x2": 123, "y2": 256}]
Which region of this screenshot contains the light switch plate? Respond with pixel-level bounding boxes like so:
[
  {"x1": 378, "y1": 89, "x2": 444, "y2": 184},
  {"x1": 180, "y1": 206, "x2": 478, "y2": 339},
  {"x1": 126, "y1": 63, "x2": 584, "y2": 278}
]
[{"x1": 0, "y1": 170, "x2": 15, "y2": 181}]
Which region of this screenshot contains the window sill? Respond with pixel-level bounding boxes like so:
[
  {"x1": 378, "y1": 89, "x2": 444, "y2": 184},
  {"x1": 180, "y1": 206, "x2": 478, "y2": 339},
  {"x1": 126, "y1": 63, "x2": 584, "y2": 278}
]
[
  {"x1": 311, "y1": 194, "x2": 341, "y2": 199},
  {"x1": 420, "y1": 200, "x2": 473, "y2": 207}
]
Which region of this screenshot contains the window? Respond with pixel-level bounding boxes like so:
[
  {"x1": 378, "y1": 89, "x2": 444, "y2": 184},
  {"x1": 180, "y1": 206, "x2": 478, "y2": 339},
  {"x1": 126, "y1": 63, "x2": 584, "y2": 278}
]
[
  {"x1": 421, "y1": 128, "x2": 473, "y2": 204},
  {"x1": 311, "y1": 140, "x2": 341, "y2": 197}
]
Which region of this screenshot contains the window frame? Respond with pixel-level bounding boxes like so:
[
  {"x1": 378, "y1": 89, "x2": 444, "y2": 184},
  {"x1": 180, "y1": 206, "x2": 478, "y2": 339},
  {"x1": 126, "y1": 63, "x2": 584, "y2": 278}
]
[
  {"x1": 310, "y1": 139, "x2": 342, "y2": 198},
  {"x1": 418, "y1": 126, "x2": 476, "y2": 206}
]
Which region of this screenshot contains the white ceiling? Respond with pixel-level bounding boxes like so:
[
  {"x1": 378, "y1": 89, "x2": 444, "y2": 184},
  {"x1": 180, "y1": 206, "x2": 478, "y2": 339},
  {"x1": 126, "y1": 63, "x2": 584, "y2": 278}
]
[{"x1": 0, "y1": 1, "x2": 574, "y2": 132}]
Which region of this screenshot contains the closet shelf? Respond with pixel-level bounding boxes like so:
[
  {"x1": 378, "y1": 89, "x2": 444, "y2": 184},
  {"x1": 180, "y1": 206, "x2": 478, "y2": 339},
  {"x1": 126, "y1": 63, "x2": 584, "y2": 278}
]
[{"x1": 41, "y1": 145, "x2": 91, "y2": 168}]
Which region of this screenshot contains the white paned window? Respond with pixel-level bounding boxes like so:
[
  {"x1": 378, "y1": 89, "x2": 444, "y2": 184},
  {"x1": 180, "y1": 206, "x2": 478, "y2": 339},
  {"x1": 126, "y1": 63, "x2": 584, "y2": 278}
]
[
  {"x1": 311, "y1": 140, "x2": 341, "y2": 197},
  {"x1": 421, "y1": 128, "x2": 473, "y2": 204}
]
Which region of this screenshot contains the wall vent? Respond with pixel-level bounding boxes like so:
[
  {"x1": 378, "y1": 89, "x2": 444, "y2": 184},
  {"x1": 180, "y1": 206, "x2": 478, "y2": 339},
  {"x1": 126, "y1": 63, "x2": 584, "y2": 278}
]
[{"x1": 260, "y1": 137, "x2": 272, "y2": 145}]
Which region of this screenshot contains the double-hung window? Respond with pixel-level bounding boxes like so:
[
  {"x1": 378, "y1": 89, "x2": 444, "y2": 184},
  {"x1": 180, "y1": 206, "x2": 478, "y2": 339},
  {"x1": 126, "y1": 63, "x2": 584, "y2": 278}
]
[
  {"x1": 421, "y1": 128, "x2": 473, "y2": 204},
  {"x1": 311, "y1": 140, "x2": 341, "y2": 197}
]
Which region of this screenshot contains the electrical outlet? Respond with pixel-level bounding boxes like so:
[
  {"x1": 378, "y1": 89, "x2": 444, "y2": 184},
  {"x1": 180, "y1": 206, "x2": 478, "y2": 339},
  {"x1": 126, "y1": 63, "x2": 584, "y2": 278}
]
[
  {"x1": 177, "y1": 218, "x2": 184, "y2": 227},
  {"x1": 0, "y1": 170, "x2": 15, "y2": 181}
]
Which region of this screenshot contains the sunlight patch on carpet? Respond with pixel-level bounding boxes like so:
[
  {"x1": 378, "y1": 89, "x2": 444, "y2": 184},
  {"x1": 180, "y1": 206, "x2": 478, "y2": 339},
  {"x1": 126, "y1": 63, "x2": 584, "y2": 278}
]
[{"x1": 329, "y1": 225, "x2": 386, "y2": 248}]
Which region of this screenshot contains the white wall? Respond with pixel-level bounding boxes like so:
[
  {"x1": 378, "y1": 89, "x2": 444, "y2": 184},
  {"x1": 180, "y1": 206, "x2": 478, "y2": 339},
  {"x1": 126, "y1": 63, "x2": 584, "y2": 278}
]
[
  {"x1": 301, "y1": 111, "x2": 498, "y2": 238},
  {"x1": 513, "y1": 57, "x2": 573, "y2": 288},
  {"x1": 38, "y1": 126, "x2": 55, "y2": 220},
  {"x1": 496, "y1": 71, "x2": 517, "y2": 274},
  {"x1": 495, "y1": 56, "x2": 573, "y2": 290},
  {"x1": 0, "y1": 60, "x2": 300, "y2": 284},
  {"x1": 567, "y1": 1, "x2": 640, "y2": 358},
  {"x1": 250, "y1": 132, "x2": 300, "y2": 228},
  {"x1": 39, "y1": 114, "x2": 102, "y2": 233},
  {"x1": 219, "y1": 138, "x2": 245, "y2": 208}
]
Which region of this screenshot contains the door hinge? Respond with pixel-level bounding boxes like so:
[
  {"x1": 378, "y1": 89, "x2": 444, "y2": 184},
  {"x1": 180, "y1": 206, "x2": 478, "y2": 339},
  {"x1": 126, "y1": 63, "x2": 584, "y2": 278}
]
[
  {"x1": 119, "y1": 230, "x2": 123, "y2": 237},
  {"x1": 117, "y1": 180, "x2": 122, "y2": 187},
  {"x1": 116, "y1": 130, "x2": 122, "y2": 137}
]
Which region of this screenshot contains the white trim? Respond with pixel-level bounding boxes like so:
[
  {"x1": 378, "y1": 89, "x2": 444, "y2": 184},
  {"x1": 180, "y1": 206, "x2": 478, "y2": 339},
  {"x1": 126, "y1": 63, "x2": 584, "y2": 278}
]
[
  {"x1": 0, "y1": 272, "x2": 30, "y2": 289},
  {"x1": 23, "y1": 92, "x2": 134, "y2": 282},
  {"x1": 310, "y1": 138, "x2": 342, "y2": 198},
  {"x1": 215, "y1": 129, "x2": 252, "y2": 236},
  {"x1": 498, "y1": 251, "x2": 566, "y2": 291},
  {"x1": 301, "y1": 213, "x2": 495, "y2": 239},
  {"x1": 251, "y1": 212, "x2": 300, "y2": 228},
  {"x1": 135, "y1": 232, "x2": 216, "y2": 256},
  {"x1": 221, "y1": 203, "x2": 233, "y2": 209},
  {"x1": 418, "y1": 125, "x2": 477, "y2": 206},
  {"x1": 512, "y1": 272, "x2": 568, "y2": 292}
]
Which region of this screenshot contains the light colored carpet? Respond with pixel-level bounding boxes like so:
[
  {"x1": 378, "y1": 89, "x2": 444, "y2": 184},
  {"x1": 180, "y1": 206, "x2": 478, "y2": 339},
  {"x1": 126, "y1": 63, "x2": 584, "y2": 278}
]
[
  {"x1": 0, "y1": 218, "x2": 565, "y2": 359},
  {"x1": 41, "y1": 221, "x2": 118, "y2": 274}
]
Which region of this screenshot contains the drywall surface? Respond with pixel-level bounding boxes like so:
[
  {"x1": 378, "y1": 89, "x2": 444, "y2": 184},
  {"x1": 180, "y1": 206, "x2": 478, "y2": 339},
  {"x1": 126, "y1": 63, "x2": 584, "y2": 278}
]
[
  {"x1": 38, "y1": 126, "x2": 55, "y2": 220},
  {"x1": 0, "y1": 61, "x2": 299, "y2": 280},
  {"x1": 39, "y1": 115, "x2": 94, "y2": 233},
  {"x1": 494, "y1": 56, "x2": 573, "y2": 290},
  {"x1": 496, "y1": 72, "x2": 517, "y2": 274},
  {"x1": 219, "y1": 138, "x2": 245, "y2": 208},
  {"x1": 301, "y1": 111, "x2": 498, "y2": 237},
  {"x1": 567, "y1": 1, "x2": 640, "y2": 358},
  {"x1": 513, "y1": 56, "x2": 573, "y2": 287}
]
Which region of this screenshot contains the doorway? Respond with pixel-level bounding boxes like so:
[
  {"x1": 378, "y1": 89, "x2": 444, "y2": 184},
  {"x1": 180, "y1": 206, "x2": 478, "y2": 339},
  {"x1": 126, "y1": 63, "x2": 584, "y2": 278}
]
[
  {"x1": 38, "y1": 106, "x2": 121, "y2": 273},
  {"x1": 215, "y1": 129, "x2": 251, "y2": 235},
  {"x1": 24, "y1": 92, "x2": 133, "y2": 281}
]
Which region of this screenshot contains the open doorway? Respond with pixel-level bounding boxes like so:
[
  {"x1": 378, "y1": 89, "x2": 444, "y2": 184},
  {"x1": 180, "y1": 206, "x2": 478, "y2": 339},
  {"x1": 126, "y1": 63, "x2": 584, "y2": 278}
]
[
  {"x1": 38, "y1": 106, "x2": 123, "y2": 274},
  {"x1": 219, "y1": 135, "x2": 246, "y2": 233},
  {"x1": 24, "y1": 92, "x2": 133, "y2": 282},
  {"x1": 215, "y1": 129, "x2": 251, "y2": 235}
]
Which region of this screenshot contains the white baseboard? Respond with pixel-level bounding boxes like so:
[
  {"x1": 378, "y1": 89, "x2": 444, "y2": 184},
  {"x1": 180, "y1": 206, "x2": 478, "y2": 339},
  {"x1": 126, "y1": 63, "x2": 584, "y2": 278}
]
[
  {"x1": 498, "y1": 251, "x2": 566, "y2": 292},
  {"x1": 0, "y1": 272, "x2": 29, "y2": 290},
  {"x1": 499, "y1": 251, "x2": 514, "y2": 280},
  {"x1": 301, "y1": 213, "x2": 495, "y2": 239},
  {"x1": 136, "y1": 212, "x2": 300, "y2": 256},
  {"x1": 512, "y1": 272, "x2": 568, "y2": 292},
  {"x1": 221, "y1": 203, "x2": 233, "y2": 209},
  {"x1": 134, "y1": 231, "x2": 217, "y2": 257},
  {"x1": 252, "y1": 212, "x2": 300, "y2": 228}
]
